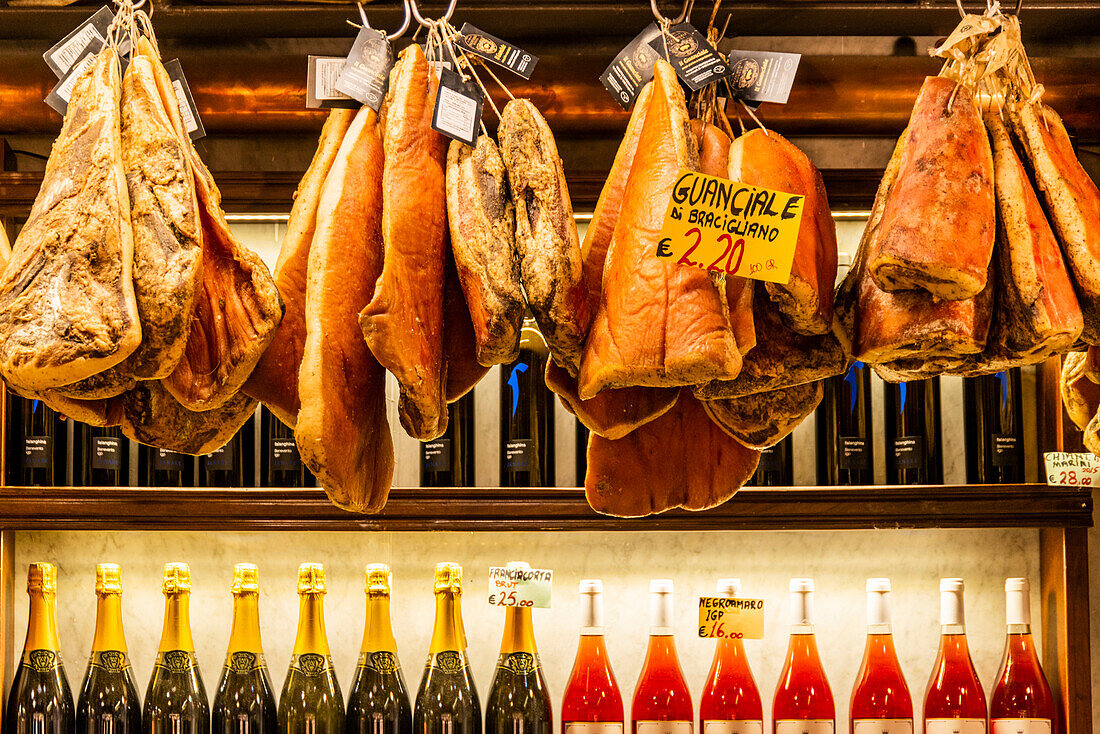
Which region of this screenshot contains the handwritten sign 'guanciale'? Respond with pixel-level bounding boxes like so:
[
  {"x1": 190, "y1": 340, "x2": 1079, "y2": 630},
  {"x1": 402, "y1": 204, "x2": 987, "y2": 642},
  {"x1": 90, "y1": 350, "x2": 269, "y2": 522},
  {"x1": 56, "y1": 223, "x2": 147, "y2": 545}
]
[{"x1": 656, "y1": 169, "x2": 804, "y2": 284}]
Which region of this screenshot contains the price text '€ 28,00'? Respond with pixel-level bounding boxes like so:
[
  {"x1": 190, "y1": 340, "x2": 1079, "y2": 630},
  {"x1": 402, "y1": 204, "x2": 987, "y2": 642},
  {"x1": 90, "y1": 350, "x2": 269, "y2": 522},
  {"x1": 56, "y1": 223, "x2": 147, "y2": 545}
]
[{"x1": 656, "y1": 169, "x2": 804, "y2": 284}]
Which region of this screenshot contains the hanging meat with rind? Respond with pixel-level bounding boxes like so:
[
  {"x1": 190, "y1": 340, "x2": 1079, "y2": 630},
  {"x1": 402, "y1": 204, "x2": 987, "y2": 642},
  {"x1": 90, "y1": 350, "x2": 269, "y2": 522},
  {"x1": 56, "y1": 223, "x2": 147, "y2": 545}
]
[
  {"x1": 499, "y1": 98, "x2": 590, "y2": 377},
  {"x1": 245, "y1": 108, "x2": 355, "y2": 428},
  {"x1": 0, "y1": 47, "x2": 141, "y2": 394},
  {"x1": 585, "y1": 393, "x2": 760, "y2": 517},
  {"x1": 702, "y1": 379, "x2": 823, "y2": 450},
  {"x1": 579, "y1": 60, "x2": 740, "y2": 400},
  {"x1": 359, "y1": 44, "x2": 449, "y2": 441},
  {"x1": 1006, "y1": 97, "x2": 1100, "y2": 344},
  {"x1": 443, "y1": 245, "x2": 491, "y2": 402},
  {"x1": 112, "y1": 380, "x2": 256, "y2": 455},
  {"x1": 728, "y1": 129, "x2": 837, "y2": 335},
  {"x1": 0, "y1": 223, "x2": 10, "y2": 270},
  {"x1": 297, "y1": 105, "x2": 395, "y2": 513},
  {"x1": 866, "y1": 76, "x2": 995, "y2": 301},
  {"x1": 1060, "y1": 349, "x2": 1100, "y2": 431},
  {"x1": 446, "y1": 135, "x2": 524, "y2": 367}
]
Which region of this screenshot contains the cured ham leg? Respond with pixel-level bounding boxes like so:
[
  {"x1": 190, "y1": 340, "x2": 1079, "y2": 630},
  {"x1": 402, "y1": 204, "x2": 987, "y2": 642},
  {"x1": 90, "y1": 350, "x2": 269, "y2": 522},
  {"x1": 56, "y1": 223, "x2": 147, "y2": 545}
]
[
  {"x1": 113, "y1": 381, "x2": 257, "y2": 455},
  {"x1": 1061, "y1": 350, "x2": 1100, "y2": 431},
  {"x1": 703, "y1": 379, "x2": 823, "y2": 450},
  {"x1": 443, "y1": 245, "x2": 491, "y2": 402}
]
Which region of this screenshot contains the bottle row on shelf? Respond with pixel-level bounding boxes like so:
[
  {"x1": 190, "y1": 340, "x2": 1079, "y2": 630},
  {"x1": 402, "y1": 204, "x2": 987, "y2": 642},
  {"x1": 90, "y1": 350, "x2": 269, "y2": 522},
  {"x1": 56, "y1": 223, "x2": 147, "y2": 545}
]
[{"x1": 7, "y1": 561, "x2": 1054, "y2": 734}]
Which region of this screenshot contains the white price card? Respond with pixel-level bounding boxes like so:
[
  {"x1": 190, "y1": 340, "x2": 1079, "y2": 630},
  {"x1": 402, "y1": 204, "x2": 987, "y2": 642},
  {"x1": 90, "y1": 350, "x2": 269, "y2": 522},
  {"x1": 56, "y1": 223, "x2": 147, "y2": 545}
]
[
  {"x1": 487, "y1": 566, "x2": 552, "y2": 608},
  {"x1": 1043, "y1": 451, "x2": 1100, "y2": 486}
]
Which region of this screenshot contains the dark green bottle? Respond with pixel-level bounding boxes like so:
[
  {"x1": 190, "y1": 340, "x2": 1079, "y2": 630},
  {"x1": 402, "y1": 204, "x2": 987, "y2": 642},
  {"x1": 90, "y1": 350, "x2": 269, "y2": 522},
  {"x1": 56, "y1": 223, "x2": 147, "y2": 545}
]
[
  {"x1": 485, "y1": 562, "x2": 552, "y2": 734},
  {"x1": 213, "y1": 564, "x2": 278, "y2": 733},
  {"x1": 144, "y1": 563, "x2": 210, "y2": 734},
  {"x1": 5, "y1": 562, "x2": 76, "y2": 734},
  {"x1": 346, "y1": 564, "x2": 412, "y2": 734},
  {"x1": 279, "y1": 563, "x2": 345, "y2": 734},
  {"x1": 77, "y1": 563, "x2": 141, "y2": 733},
  {"x1": 413, "y1": 563, "x2": 480, "y2": 734}
]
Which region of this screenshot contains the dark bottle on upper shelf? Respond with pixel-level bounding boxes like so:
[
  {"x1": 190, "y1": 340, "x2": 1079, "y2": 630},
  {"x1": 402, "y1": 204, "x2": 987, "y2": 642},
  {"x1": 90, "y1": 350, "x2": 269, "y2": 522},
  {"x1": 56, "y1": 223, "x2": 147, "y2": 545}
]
[
  {"x1": 75, "y1": 424, "x2": 129, "y2": 487},
  {"x1": 11, "y1": 395, "x2": 67, "y2": 487},
  {"x1": 500, "y1": 318, "x2": 555, "y2": 487},
  {"x1": 78, "y1": 563, "x2": 141, "y2": 734},
  {"x1": 213, "y1": 563, "x2": 278, "y2": 734},
  {"x1": 144, "y1": 563, "x2": 209, "y2": 734},
  {"x1": 817, "y1": 360, "x2": 874, "y2": 485},
  {"x1": 202, "y1": 412, "x2": 256, "y2": 487},
  {"x1": 884, "y1": 378, "x2": 943, "y2": 485},
  {"x1": 748, "y1": 435, "x2": 793, "y2": 486},
  {"x1": 964, "y1": 370, "x2": 1024, "y2": 484},
  {"x1": 421, "y1": 394, "x2": 475, "y2": 487},
  {"x1": 140, "y1": 445, "x2": 197, "y2": 488},
  {"x1": 576, "y1": 421, "x2": 589, "y2": 487},
  {"x1": 260, "y1": 408, "x2": 315, "y2": 488}
]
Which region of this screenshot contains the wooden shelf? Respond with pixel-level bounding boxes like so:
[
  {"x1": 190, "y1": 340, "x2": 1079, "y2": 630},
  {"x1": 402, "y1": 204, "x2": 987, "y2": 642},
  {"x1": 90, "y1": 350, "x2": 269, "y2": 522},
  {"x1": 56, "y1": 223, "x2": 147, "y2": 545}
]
[{"x1": 0, "y1": 484, "x2": 1090, "y2": 531}]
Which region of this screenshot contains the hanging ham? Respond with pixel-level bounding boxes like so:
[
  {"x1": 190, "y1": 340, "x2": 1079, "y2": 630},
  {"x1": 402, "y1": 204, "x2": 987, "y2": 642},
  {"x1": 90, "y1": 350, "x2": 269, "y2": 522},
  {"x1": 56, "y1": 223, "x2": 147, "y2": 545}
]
[{"x1": 702, "y1": 379, "x2": 823, "y2": 450}]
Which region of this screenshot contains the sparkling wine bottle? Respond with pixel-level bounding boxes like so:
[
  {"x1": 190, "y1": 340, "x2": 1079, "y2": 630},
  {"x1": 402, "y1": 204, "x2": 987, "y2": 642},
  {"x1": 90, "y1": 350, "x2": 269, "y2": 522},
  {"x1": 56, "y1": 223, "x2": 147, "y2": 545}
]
[
  {"x1": 849, "y1": 579, "x2": 913, "y2": 734},
  {"x1": 923, "y1": 579, "x2": 987, "y2": 734},
  {"x1": 213, "y1": 563, "x2": 278, "y2": 733},
  {"x1": 561, "y1": 580, "x2": 624, "y2": 733},
  {"x1": 631, "y1": 580, "x2": 692, "y2": 734},
  {"x1": 78, "y1": 563, "x2": 141, "y2": 733},
  {"x1": 700, "y1": 579, "x2": 762, "y2": 734},
  {"x1": 771, "y1": 578, "x2": 834, "y2": 734},
  {"x1": 989, "y1": 579, "x2": 1054, "y2": 734}
]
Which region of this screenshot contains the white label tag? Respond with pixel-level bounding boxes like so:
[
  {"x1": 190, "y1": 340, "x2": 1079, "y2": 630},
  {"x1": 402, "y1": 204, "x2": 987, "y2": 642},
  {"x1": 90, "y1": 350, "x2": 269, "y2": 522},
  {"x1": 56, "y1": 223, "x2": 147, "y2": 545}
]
[
  {"x1": 433, "y1": 81, "x2": 480, "y2": 144},
  {"x1": 852, "y1": 720, "x2": 913, "y2": 734},
  {"x1": 56, "y1": 53, "x2": 96, "y2": 102},
  {"x1": 774, "y1": 722, "x2": 833, "y2": 734},
  {"x1": 487, "y1": 566, "x2": 552, "y2": 608},
  {"x1": 703, "y1": 721, "x2": 763, "y2": 734},
  {"x1": 172, "y1": 80, "x2": 198, "y2": 134},
  {"x1": 636, "y1": 723, "x2": 692, "y2": 734},
  {"x1": 1043, "y1": 451, "x2": 1100, "y2": 485},
  {"x1": 564, "y1": 725, "x2": 624, "y2": 734},
  {"x1": 42, "y1": 5, "x2": 114, "y2": 78},
  {"x1": 316, "y1": 57, "x2": 350, "y2": 100},
  {"x1": 50, "y1": 24, "x2": 103, "y2": 73},
  {"x1": 926, "y1": 720, "x2": 985, "y2": 734},
  {"x1": 991, "y1": 720, "x2": 1051, "y2": 734}
]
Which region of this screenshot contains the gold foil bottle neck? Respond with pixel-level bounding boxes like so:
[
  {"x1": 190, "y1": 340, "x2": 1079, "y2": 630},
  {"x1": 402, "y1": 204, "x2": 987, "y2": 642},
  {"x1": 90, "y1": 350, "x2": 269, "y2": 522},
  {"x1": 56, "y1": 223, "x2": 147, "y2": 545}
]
[
  {"x1": 434, "y1": 562, "x2": 462, "y2": 595},
  {"x1": 162, "y1": 562, "x2": 192, "y2": 593},
  {"x1": 95, "y1": 563, "x2": 122, "y2": 595},
  {"x1": 297, "y1": 563, "x2": 326, "y2": 594},
  {"x1": 365, "y1": 563, "x2": 391, "y2": 595},
  {"x1": 27, "y1": 562, "x2": 57, "y2": 595},
  {"x1": 232, "y1": 563, "x2": 260, "y2": 594}
]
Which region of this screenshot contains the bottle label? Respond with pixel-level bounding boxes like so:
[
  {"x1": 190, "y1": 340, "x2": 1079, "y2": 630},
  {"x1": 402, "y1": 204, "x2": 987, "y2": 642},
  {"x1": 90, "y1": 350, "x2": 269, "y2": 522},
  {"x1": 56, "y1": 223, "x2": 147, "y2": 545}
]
[
  {"x1": 852, "y1": 720, "x2": 913, "y2": 734},
  {"x1": 290, "y1": 652, "x2": 329, "y2": 677},
  {"x1": 154, "y1": 449, "x2": 186, "y2": 472},
  {"x1": 91, "y1": 436, "x2": 123, "y2": 471},
  {"x1": 23, "y1": 435, "x2": 52, "y2": 469},
  {"x1": 990, "y1": 720, "x2": 1051, "y2": 734},
  {"x1": 24, "y1": 649, "x2": 59, "y2": 673},
  {"x1": 758, "y1": 445, "x2": 782, "y2": 470},
  {"x1": 505, "y1": 439, "x2": 534, "y2": 471},
  {"x1": 926, "y1": 720, "x2": 985, "y2": 734},
  {"x1": 840, "y1": 437, "x2": 871, "y2": 469},
  {"x1": 703, "y1": 721, "x2": 764, "y2": 734},
  {"x1": 635, "y1": 723, "x2": 692, "y2": 734},
  {"x1": 774, "y1": 721, "x2": 834, "y2": 734},
  {"x1": 227, "y1": 651, "x2": 265, "y2": 673},
  {"x1": 431, "y1": 650, "x2": 467, "y2": 673},
  {"x1": 423, "y1": 438, "x2": 453, "y2": 471},
  {"x1": 358, "y1": 651, "x2": 399, "y2": 674},
  {"x1": 89, "y1": 650, "x2": 129, "y2": 672},
  {"x1": 496, "y1": 651, "x2": 539, "y2": 675},
  {"x1": 564, "y1": 725, "x2": 624, "y2": 734},
  {"x1": 204, "y1": 442, "x2": 234, "y2": 471},
  {"x1": 992, "y1": 434, "x2": 1019, "y2": 466},
  {"x1": 893, "y1": 436, "x2": 924, "y2": 469},
  {"x1": 155, "y1": 649, "x2": 195, "y2": 673},
  {"x1": 271, "y1": 438, "x2": 301, "y2": 470}
]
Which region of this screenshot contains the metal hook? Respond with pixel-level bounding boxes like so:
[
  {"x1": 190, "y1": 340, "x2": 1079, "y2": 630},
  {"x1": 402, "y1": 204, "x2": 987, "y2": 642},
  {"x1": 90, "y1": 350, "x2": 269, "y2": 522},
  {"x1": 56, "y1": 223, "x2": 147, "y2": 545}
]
[
  {"x1": 409, "y1": 0, "x2": 458, "y2": 29},
  {"x1": 651, "y1": 0, "x2": 694, "y2": 25},
  {"x1": 1012, "y1": 0, "x2": 1023, "y2": 15},
  {"x1": 355, "y1": 0, "x2": 410, "y2": 39}
]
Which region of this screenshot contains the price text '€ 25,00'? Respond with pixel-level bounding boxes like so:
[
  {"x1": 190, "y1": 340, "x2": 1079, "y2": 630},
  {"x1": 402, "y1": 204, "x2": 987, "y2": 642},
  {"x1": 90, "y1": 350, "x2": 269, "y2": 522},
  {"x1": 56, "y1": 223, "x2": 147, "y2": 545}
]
[{"x1": 656, "y1": 169, "x2": 804, "y2": 284}]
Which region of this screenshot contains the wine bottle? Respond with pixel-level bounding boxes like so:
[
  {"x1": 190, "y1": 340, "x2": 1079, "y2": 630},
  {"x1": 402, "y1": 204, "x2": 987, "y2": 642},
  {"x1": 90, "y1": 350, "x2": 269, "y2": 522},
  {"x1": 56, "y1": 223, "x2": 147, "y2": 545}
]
[
  {"x1": 78, "y1": 563, "x2": 141, "y2": 734},
  {"x1": 700, "y1": 579, "x2": 763, "y2": 734},
  {"x1": 631, "y1": 580, "x2": 692, "y2": 734},
  {"x1": 280, "y1": 563, "x2": 345, "y2": 734},
  {"x1": 75, "y1": 424, "x2": 129, "y2": 487},
  {"x1": 413, "y1": 562, "x2": 480, "y2": 734},
  {"x1": 213, "y1": 563, "x2": 277, "y2": 734},
  {"x1": 485, "y1": 561, "x2": 552, "y2": 734},
  {"x1": 142, "y1": 446, "x2": 196, "y2": 488},
  {"x1": 575, "y1": 422, "x2": 590, "y2": 486},
  {"x1": 772, "y1": 578, "x2": 835, "y2": 734},
  {"x1": 923, "y1": 579, "x2": 987, "y2": 734},
  {"x1": 421, "y1": 394, "x2": 475, "y2": 487},
  {"x1": 561, "y1": 580, "x2": 624, "y2": 732},
  {"x1": 19, "y1": 396, "x2": 65, "y2": 486},
  {"x1": 144, "y1": 563, "x2": 209, "y2": 734},
  {"x1": 989, "y1": 578, "x2": 1054, "y2": 734},
  {"x1": 747, "y1": 437, "x2": 792, "y2": 487},
  {"x1": 963, "y1": 371, "x2": 1024, "y2": 484},
  {"x1": 817, "y1": 361, "x2": 874, "y2": 485},
  {"x1": 346, "y1": 563, "x2": 412, "y2": 734},
  {"x1": 260, "y1": 408, "x2": 315, "y2": 488},
  {"x1": 4, "y1": 562, "x2": 75, "y2": 734},
  {"x1": 884, "y1": 378, "x2": 943, "y2": 485},
  {"x1": 501, "y1": 318, "x2": 555, "y2": 487},
  {"x1": 203, "y1": 413, "x2": 256, "y2": 487},
  {"x1": 849, "y1": 579, "x2": 913, "y2": 734}
]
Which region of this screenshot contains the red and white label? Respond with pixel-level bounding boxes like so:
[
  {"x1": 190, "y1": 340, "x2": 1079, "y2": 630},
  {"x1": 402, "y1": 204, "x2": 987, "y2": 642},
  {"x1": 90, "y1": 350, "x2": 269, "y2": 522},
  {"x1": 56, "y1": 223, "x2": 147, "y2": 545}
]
[
  {"x1": 636, "y1": 723, "x2": 693, "y2": 734},
  {"x1": 774, "y1": 721, "x2": 834, "y2": 734},
  {"x1": 564, "y1": 725, "x2": 624, "y2": 734},
  {"x1": 991, "y1": 720, "x2": 1051, "y2": 734},
  {"x1": 852, "y1": 720, "x2": 913, "y2": 734},
  {"x1": 703, "y1": 721, "x2": 763, "y2": 734},
  {"x1": 926, "y1": 719, "x2": 985, "y2": 734}
]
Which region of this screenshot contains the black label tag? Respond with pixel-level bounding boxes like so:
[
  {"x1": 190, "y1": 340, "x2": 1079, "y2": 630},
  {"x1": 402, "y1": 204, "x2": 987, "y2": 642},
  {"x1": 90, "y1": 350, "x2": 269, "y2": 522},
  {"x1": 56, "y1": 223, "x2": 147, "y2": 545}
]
[
  {"x1": 43, "y1": 6, "x2": 114, "y2": 78},
  {"x1": 45, "y1": 50, "x2": 98, "y2": 116},
  {"x1": 271, "y1": 438, "x2": 301, "y2": 471},
  {"x1": 455, "y1": 23, "x2": 539, "y2": 79},
  {"x1": 422, "y1": 439, "x2": 452, "y2": 472},
  {"x1": 505, "y1": 439, "x2": 534, "y2": 471},
  {"x1": 91, "y1": 436, "x2": 122, "y2": 471},
  {"x1": 24, "y1": 436, "x2": 52, "y2": 469},
  {"x1": 204, "y1": 441, "x2": 234, "y2": 471},
  {"x1": 600, "y1": 23, "x2": 662, "y2": 109},
  {"x1": 334, "y1": 28, "x2": 393, "y2": 112},
  {"x1": 758, "y1": 445, "x2": 782, "y2": 471},
  {"x1": 163, "y1": 59, "x2": 206, "y2": 140},
  {"x1": 893, "y1": 436, "x2": 924, "y2": 470},
  {"x1": 647, "y1": 22, "x2": 732, "y2": 91},
  {"x1": 840, "y1": 437, "x2": 871, "y2": 470},
  {"x1": 306, "y1": 56, "x2": 360, "y2": 110},
  {"x1": 993, "y1": 434, "x2": 1020, "y2": 467},
  {"x1": 431, "y1": 67, "x2": 484, "y2": 146},
  {"x1": 154, "y1": 448, "x2": 187, "y2": 472},
  {"x1": 723, "y1": 50, "x2": 801, "y2": 105},
  {"x1": 90, "y1": 650, "x2": 128, "y2": 672}
]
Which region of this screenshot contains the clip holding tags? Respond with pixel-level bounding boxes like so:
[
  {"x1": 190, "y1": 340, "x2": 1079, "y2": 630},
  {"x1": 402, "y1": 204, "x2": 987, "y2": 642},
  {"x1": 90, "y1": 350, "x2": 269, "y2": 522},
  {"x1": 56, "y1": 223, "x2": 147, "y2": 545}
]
[
  {"x1": 44, "y1": 50, "x2": 98, "y2": 115},
  {"x1": 600, "y1": 23, "x2": 663, "y2": 110},
  {"x1": 724, "y1": 50, "x2": 802, "y2": 105},
  {"x1": 455, "y1": 23, "x2": 539, "y2": 80},
  {"x1": 648, "y1": 22, "x2": 733, "y2": 92},
  {"x1": 431, "y1": 67, "x2": 484, "y2": 146},
  {"x1": 334, "y1": 27, "x2": 394, "y2": 112},
  {"x1": 163, "y1": 59, "x2": 206, "y2": 140},
  {"x1": 307, "y1": 56, "x2": 359, "y2": 110}
]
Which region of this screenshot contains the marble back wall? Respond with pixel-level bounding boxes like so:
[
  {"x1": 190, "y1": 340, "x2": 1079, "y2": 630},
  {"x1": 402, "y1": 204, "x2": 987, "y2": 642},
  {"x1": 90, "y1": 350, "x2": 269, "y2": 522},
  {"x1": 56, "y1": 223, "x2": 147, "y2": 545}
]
[{"x1": 13, "y1": 528, "x2": 1040, "y2": 729}]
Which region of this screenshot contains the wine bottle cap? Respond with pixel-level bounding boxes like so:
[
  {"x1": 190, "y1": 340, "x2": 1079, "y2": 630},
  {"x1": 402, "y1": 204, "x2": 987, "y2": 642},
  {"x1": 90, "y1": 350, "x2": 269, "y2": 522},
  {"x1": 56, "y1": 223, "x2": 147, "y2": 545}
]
[
  {"x1": 789, "y1": 578, "x2": 814, "y2": 625},
  {"x1": 940, "y1": 577, "x2": 964, "y2": 592},
  {"x1": 95, "y1": 563, "x2": 122, "y2": 595},
  {"x1": 1006, "y1": 577, "x2": 1029, "y2": 593},
  {"x1": 579, "y1": 579, "x2": 603, "y2": 594},
  {"x1": 580, "y1": 579, "x2": 604, "y2": 629},
  {"x1": 162, "y1": 562, "x2": 191, "y2": 593},
  {"x1": 867, "y1": 577, "x2": 891, "y2": 592},
  {"x1": 1006, "y1": 577, "x2": 1030, "y2": 625},
  {"x1": 940, "y1": 578, "x2": 965, "y2": 626},
  {"x1": 297, "y1": 563, "x2": 326, "y2": 594},
  {"x1": 231, "y1": 563, "x2": 259, "y2": 594},
  {"x1": 434, "y1": 562, "x2": 463, "y2": 594},
  {"x1": 649, "y1": 579, "x2": 674, "y2": 631},
  {"x1": 717, "y1": 578, "x2": 741, "y2": 597},
  {"x1": 866, "y1": 578, "x2": 891, "y2": 627},
  {"x1": 27, "y1": 562, "x2": 57, "y2": 595},
  {"x1": 790, "y1": 577, "x2": 814, "y2": 593},
  {"x1": 365, "y1": 563, "x2": 391, "y2": 595}
]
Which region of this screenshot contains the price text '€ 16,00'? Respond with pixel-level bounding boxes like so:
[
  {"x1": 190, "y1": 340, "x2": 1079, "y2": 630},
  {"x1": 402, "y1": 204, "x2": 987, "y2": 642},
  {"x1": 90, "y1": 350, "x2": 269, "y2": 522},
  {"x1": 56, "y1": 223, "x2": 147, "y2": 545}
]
[
  {"x1": 656, "y1": 169, "x2": 804, "y2": 284},
  {"x1": 698, "y1": 596, "x2": 766, "y2": 640}
]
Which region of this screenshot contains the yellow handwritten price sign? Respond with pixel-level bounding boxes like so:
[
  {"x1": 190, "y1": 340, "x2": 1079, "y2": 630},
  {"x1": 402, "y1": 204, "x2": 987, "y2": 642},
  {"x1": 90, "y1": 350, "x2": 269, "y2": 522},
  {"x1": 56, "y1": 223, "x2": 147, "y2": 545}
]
[
  {"x1": 1043, "y1": 452, "x2": 1100, "y2": 486},
  {"x1": 698, "y1": 596, "x2": 766, "y2": 639},
  {"x1": 656, "y1": 170, "x2": 804, "y2": 284}
]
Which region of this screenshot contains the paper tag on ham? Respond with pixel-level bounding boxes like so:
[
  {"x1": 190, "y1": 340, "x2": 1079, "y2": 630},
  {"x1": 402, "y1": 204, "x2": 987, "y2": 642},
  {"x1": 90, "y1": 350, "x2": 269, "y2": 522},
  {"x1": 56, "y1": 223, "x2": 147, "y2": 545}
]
[
  {"x1": 306, "y1": 56, "x2": 359, "y2": 109},
  {"x1": 724, "y1": 50, "x2": 801, "y2": 105},
  {"x1": 656, "y1": 169, "x2": 804, "y2": 284},
  {"x1": 335, "y1": 27, "x2": 393, "y2": 111},
  {"x1": 431, "y1": 67, "x2": 484, "y2": 145},
  {"x1": 1043, "y1": 452, "x2": 1100, "y2": 486},
  {"x1": 43, "y1": 6, "x2": 114, "y2": 78},
  {"x1": 647, "y1": 22, "x2": 732, "y2": 91},
  {"x1": 455, "y1": 23, "x2": 538, "y2": 79},
  {"x1": 698, "y1": 596, "x2": 765, "y2": 639},
  {"x1": 164, "y1": 60, "x2": 206, "y2": 140},
  {"x1": 45, "y1": 50, "x2": 97, "y2": 114},
  {"x1": 487, "y1": 566, "x2": 552, "y2": 608},
  {"x1": 600, "y1": 23, "x2": 662, "y2": 109}
]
